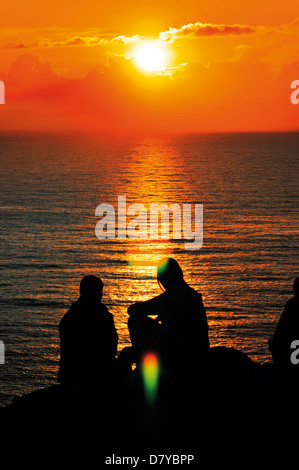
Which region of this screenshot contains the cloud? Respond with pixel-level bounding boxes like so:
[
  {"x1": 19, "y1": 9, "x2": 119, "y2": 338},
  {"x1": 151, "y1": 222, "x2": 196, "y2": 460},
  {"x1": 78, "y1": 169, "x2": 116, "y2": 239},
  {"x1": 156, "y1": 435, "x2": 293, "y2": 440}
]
[
  {"x1": 111, "y1": 35, "x2": 142, "y2": 44},
  {"x1": 2, "y1": 32, "x2": 141, "y2": 50},
  {"x1": 2, "y1": 13, "x2": 298, "y2": 134},
  {"x1": 2, "y1": 43, "x2": 27, "y2": 49},
  {"x1": 4, "y1": 51, "x2": 298, "y2": 133},
  {"x1": 159, "y1": 17, "x2": 299, "y2": 43},
  {"x1": 56, "y1": 36, "x2": 104, "y2": 47},
  {"x1": 159, "y1": 21, "x2": 263, "y2": 43},
  {"x1": 2, "y1": 18, "x2": 298, "y2": 52},
  {"x1": 288, "y1": 17, "x2": 299, "y2": 28},
  {"x1": 51, "y1": 34, "x2": 141, "y2": 47}
]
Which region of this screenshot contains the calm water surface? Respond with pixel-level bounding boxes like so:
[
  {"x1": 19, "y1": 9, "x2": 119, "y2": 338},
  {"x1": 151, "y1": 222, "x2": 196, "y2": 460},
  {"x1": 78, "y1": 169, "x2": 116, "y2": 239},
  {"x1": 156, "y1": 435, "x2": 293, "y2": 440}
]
[{"x1": 0, "y1": 132, "x2": 298, "y2": 406}]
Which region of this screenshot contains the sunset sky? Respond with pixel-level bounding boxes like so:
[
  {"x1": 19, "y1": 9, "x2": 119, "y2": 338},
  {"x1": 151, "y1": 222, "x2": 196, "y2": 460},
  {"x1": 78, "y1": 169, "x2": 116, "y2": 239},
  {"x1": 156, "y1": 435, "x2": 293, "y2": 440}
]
[{"x1": 0, "y1": 0, "x2": 298, "y2": 132}]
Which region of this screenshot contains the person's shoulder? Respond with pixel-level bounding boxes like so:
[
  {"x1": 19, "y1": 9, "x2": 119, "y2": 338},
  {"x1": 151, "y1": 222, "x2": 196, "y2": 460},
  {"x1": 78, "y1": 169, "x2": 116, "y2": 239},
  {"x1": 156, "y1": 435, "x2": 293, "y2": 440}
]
[
  {"x1": 185, "y1": 284, "x2": 203, "y2": 298},
  {"x1": 59, "y1": 300, "x2": 80, "y2": 331},
  {"x1": 60, "y1": 300, "x2": 77, "y2": 320},
  {"x1": 99, "y1": 302, "x2": 114, "y2": 319},
  {"x1": 285, "y1": 296, "x2": 299, "y2": 311},
  {"x1": 99, "y1": 301, "x2": 109, "y2": 311}
]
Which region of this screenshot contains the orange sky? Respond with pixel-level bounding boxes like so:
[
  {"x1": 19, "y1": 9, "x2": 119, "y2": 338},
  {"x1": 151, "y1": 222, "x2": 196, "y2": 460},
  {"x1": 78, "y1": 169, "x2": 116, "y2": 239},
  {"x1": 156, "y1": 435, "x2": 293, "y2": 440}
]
[{"x1": 0, "y1": 0, "x2": 298, "y2": 132}]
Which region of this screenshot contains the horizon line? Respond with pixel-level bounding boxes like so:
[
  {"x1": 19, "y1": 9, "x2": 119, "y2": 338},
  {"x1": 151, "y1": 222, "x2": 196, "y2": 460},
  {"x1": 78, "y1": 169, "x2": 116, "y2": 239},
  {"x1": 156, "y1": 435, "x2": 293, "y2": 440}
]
[{"x1": 0, "y1": 128, "x2": 299, "y2": 137}]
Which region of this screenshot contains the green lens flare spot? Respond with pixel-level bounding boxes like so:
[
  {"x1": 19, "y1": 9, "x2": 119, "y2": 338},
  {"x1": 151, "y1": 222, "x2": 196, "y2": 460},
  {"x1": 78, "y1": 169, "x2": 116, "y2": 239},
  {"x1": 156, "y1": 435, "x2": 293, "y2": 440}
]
[
  {"x1": 141, "y1": 351, "x2": 160, "y2": 406},
  {"x1": 157, "y1": 258, "x2": 169, "y2": 277}
]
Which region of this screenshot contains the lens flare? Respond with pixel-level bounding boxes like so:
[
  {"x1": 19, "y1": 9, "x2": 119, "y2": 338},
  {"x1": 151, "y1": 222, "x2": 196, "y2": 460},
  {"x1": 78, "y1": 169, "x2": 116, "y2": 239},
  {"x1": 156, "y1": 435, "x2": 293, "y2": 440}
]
[
  {"x1": 141, "y1": 351, "x2": 160, "y2": 405},
  {"x1": 157, "y1": 257, "x2": 169, "y2": 277}
]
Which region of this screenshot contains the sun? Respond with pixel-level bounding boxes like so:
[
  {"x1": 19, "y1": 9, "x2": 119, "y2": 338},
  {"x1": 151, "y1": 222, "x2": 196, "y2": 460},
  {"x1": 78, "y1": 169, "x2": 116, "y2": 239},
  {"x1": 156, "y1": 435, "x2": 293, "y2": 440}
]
[{"x1": 133, "y1": 41, "x2": 169, "y2": 72}]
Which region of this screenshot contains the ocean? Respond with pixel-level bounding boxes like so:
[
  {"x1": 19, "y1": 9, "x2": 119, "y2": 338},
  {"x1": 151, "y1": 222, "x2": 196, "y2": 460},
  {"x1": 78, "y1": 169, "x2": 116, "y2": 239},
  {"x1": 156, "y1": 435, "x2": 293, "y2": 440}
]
[{"x1": 0, "y1": 131, "x2": 298, "y2": 407}]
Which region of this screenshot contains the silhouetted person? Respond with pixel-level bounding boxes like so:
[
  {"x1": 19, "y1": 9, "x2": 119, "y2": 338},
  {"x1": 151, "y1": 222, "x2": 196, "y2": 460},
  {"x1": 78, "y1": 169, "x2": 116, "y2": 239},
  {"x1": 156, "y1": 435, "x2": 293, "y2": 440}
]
[
  {"x1": 127, "y1": 258, "x2": 209, "y2": 371},
  {"x1": 269, "y1": 277, "x2": 299, "y2": 367},
  {"x1": 58, "y1": 275, "x2": 118, "y2": 386}
]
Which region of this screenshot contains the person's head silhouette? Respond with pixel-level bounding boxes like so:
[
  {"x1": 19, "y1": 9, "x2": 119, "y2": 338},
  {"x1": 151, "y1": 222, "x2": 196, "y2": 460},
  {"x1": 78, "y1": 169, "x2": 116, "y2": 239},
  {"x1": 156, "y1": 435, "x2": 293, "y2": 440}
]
[
  {"x1": 80, "y1": 275, "x2": 103, "y2": 301},
  {"x1": 293, "y1": 277, "x2": 299, "y2": 298},
  {"x1": 157, "y1": 258, "x2": 184, "y2": 291}
]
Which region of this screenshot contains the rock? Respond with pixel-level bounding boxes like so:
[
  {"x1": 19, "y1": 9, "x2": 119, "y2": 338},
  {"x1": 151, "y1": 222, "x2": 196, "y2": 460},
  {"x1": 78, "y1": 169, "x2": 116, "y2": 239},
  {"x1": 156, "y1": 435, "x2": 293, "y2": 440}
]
[{"x1": 1, "y1": 346, "x2": 298, "y2": 460}]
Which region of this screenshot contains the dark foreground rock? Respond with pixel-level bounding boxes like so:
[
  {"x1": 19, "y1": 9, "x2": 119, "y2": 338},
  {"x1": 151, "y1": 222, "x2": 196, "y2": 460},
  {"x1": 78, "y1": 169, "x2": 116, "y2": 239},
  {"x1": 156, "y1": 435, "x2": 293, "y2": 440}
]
[{"x1": 1, "y1": 347, "x2": 299, "y2": 463}]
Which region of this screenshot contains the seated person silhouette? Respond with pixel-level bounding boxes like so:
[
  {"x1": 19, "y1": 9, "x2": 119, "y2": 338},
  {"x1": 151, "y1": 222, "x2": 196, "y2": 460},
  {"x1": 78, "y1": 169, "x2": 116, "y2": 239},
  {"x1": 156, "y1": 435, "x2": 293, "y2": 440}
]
[
  {"x1": 127, "y1": 257, "x2": 210, "y2": 371},
  {"x1": 58, "y1": 275, "x2": 118, "y2": 386},
  {"x1": 269, "y1": 277, "x2": 299, "y2": 367}
]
